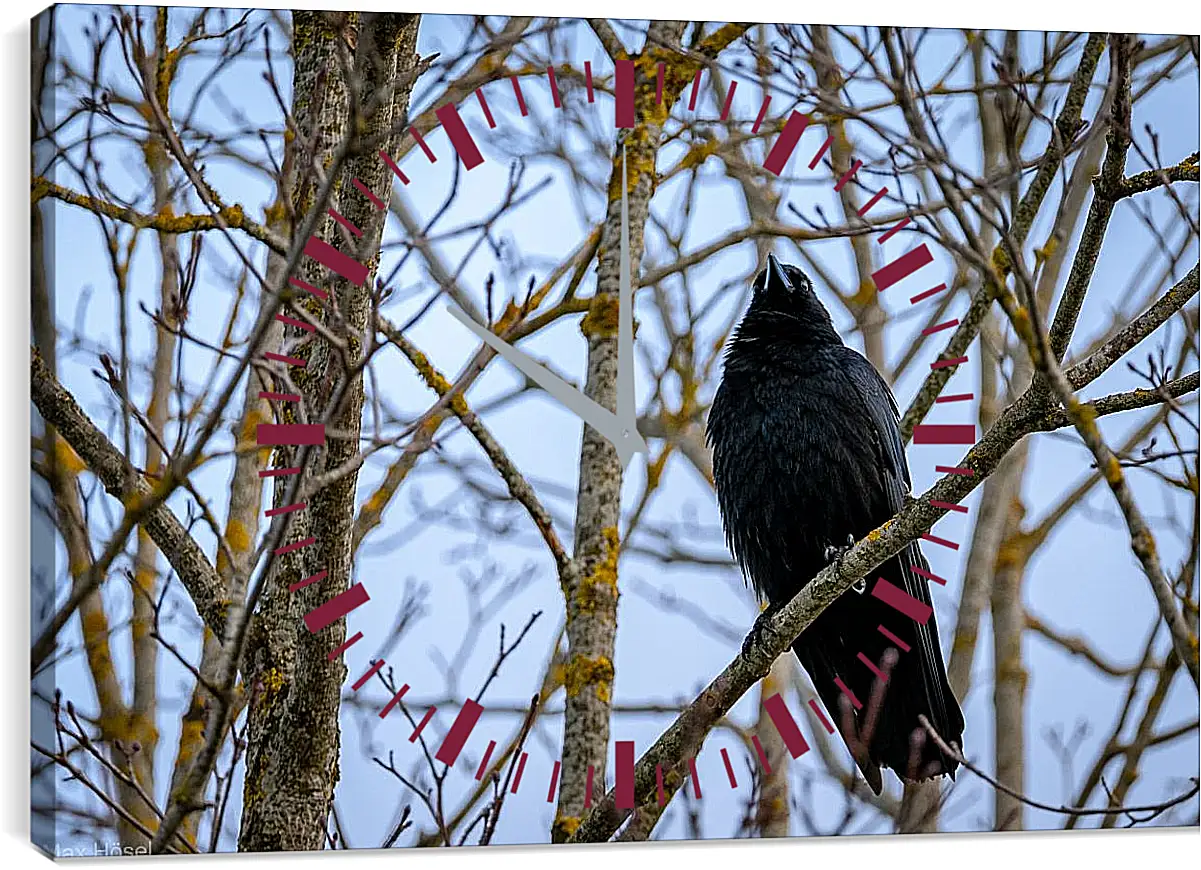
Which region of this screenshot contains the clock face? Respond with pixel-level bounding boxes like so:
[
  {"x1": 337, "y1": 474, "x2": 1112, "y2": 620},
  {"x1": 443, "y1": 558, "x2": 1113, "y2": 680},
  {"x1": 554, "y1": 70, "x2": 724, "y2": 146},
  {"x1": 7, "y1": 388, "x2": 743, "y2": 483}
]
[
  {"x1": 30, "y1": 8, "x2": 1199, "y2": 856},
  {"x1": 261, "y1": 22, "x2": 983, "y2": 835}
]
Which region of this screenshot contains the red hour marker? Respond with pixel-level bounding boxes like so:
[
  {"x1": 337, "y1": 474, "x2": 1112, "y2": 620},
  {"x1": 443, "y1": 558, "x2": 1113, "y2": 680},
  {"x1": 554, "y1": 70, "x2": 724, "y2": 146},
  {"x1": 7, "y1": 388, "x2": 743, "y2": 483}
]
[
  {"x1": 834, "y1": 676, "x2": 863, "y2": 710},
  {"x1": 434, "y1": 102, "x2": 484, "y2": 170},
  {"x1": 615, "y1": 60, "x2": 635, "y2": 128},
  {"x1": 857, "y1": 187, "x2": 889, "y2": 215},
  {"x1": 287, "y1": 569, "x2": 327, "y2": 593},
  {"x1": 808, "y1": 134, "x2": 833, "y2": 170},
  {"x1": 475, "y1": 740, "x2": 497, "y2": 780},
  {"x1": 877, "y1": 624, "x2": 911, "y2": 653},
  {"x1": 615, "y1": 740, "x2": 635, "y2": 809},
  {"x1": 912, "y1": 566, "x2": 948, "y2": 586},
  {"x1": 352, "y1": 177, "x2": 384, "y2": 209},
  {"x1": 273, "y1": 536, "x2": 316, "y2": 556},
  {"x1": 475, "y1": 87, "x2": 496, "y2": 128},
  {"x1": 351, "y1": 660, "x2": 384, "y2": 691},
  {"x1": 764, "y1": 693, "x2": 809, "y2": 758},
  {"x1": 720, "y1": 747, "x2": 738, "y2": 788},
  {"x1": 834, "y1": 158, "x2": 863, "y2": 192},
  {"x1": 911, "y1": 282, "x2": 949, "y2": 304},
  {"x1": 808, "y1": 698, "x2": 835, "y2": 733},
  {"x1": 327, "y1": 207, "x2": 362, "y2": 237},
  {"x1": 510, "y1": 752, "x2": 528, "y2": 793},
  {"x1": 379, "y1": 149, "x2": 409, "y2": 185},
  {"x1": 510, "y1": 75, "x2": 528, "y2": 116},
  {"x1": 288, "y1": 276, "x2": 328, "y2": 300},
  {"x1": 303, "y1": 583, "x2": 370, "y2": 633},
  {"x1": 871, "y1": 577, "x2": 933, "y2": 624},
  {"x1": 930, "y1": 499, "x2": 969, "y2": 514},
  {"x1": 265, "y1": 501, "x2": 306, "y2": 517},
  {"x1": 378, "y1": 683, "x2": 410, "y2": 719},
  {"x1": 264, "y1": 352, "x2": 305, "y2": 367},
  {"x1": 914, "y1": 424, "x2": 975, "y2": 445},
  {"x1": 764, "y1": 111, "x2": 811, "y2": 176},
  {"x1": 858, "y1": 651, "x2": 888, "y2": 682},
  {"x1": 304, "y1": 236, "x2": 367, "y2": 287},
  {"x1": 878, "y1": 216, "x2": 910, "y2": 242},
  {"x1": 752, "y1": 94, "x2": 771, "y2": 134},
  {"x1": 409, "y1": 125, "x2": 436, "y2": 162},
  {"x1": 408, "y1": 706, "x2": 436, "y2": 742},
  {"x1": 922, "y1": 533, "x2": 960, "y2": 551},
  {"x1": 923, "y1": 318, "x2": 960, "y2": 336},
  {"x1": 327, "y1": 631, "x2": 363, "y2": 661},
  {"x1": 434, "y1": 699, "x2": 484, "y2": 766},
  {"x1": 257, "y1": 424, "x2": 324, "y2": 446},
  {"x1": 751, "y1": 734, "x2": 772, "y2": 774},
  {"x1": 719, "y1": 80, "x2": 737, "y2": 121},
  {"x1": 873, "y1": 243, "x2": 933, "y2": 291}
]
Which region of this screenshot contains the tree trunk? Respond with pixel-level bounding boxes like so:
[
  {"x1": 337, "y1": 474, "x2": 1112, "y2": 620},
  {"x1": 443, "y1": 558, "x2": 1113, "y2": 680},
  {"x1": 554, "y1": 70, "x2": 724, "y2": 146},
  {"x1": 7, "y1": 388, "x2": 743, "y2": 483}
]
[
  {"x1": 552, "y1": 20, "x2": 689, "y2": 841},
  {"x1": 238, "y1": 11, "x2": 421, "y2": 852},
  {"x1": 753, "y1": 655, "x2": 793, "y2": 836}
]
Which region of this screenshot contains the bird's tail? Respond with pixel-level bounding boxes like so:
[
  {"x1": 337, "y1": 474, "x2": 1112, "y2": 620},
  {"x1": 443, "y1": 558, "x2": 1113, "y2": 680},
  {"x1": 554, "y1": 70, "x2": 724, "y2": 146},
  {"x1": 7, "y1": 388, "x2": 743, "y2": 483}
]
[{"x1": 792, "y1": 547, "x2": 965, "y2": 795}]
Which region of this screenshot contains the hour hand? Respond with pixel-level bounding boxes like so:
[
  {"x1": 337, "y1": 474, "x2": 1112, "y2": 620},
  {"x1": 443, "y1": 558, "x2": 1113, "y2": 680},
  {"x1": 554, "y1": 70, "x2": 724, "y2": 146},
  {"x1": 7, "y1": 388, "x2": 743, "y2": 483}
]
[
  {"x1": 445, "y1": 145, "x2": 649, "y2": 469},
  {"x1": 446, "y1": 305, "x2": 648, "y2": 468}
]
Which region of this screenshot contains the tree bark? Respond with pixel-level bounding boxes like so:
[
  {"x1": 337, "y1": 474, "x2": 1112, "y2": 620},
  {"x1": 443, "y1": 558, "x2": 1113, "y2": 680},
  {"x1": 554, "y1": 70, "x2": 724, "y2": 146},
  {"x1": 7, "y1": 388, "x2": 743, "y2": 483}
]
[
  {"x1": 753, "y1": 655, "x2": 793, "y2": 836},
  {"x1": 552, "y1": 20, "x2": 749, "y2": 841},
  {"x1": 238, "y1": 11, "x2": 421, "y2": 852},
  {"x1": 991, "y1": 489, "x2": 1029, "y2": 830}
]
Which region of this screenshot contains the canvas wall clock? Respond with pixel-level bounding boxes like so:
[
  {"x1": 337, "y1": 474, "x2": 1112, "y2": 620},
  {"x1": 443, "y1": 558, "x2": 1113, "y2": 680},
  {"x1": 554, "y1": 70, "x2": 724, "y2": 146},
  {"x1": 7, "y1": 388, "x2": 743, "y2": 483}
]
[{"x1": 28, "y1": 3, "x2": 1199, "y2": 856}]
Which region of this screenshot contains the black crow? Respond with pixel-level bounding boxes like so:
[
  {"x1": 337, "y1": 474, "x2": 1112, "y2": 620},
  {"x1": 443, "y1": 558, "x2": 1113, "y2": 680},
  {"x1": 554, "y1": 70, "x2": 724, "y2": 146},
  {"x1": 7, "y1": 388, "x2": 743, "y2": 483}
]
[{"x1": 706, "y1": 254, "x2": 965, "y2": 794}]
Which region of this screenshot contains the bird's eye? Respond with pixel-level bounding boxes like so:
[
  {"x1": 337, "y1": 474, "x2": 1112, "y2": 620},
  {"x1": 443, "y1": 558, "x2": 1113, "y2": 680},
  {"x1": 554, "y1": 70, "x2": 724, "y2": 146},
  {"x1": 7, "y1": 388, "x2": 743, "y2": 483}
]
[{"x1": 782, "y1": 267, "x2": 813, "y2": 295}]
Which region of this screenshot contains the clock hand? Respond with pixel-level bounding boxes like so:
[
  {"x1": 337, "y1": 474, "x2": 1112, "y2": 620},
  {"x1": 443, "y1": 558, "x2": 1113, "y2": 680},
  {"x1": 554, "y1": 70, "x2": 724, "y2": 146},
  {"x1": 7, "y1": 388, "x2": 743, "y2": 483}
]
[
  {"x1": 445, "y1": 144, "x2": 649, "y2": 469},
  {"x1": 446, "y1": 304, "x2": 648, "y2": 468},
  {"x1": 617, "y1": 145, "x2": 637, "y2": 437}
]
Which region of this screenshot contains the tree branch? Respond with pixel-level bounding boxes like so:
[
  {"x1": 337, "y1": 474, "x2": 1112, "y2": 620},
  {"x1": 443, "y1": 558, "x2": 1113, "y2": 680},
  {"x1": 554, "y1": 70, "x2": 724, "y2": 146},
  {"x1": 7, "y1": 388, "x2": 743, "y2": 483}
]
[{"x1": 30, "y1": 347, "x2": 228, "y2": 663}]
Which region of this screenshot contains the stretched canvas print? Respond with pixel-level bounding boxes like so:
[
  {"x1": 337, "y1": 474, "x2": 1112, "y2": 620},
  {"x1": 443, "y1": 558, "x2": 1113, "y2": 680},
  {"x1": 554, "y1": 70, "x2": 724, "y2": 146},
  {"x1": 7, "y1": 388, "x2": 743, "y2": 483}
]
[{"x1": 29, "y1": 3, "x2": 1200, "y2": 856}]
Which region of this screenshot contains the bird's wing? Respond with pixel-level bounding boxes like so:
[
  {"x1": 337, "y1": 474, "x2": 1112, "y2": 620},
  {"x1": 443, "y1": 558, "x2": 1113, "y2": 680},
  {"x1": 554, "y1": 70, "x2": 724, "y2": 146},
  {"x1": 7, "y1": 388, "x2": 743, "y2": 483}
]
[
  {"x1": 835, "y1": 350, "x2": 909, "y2": 501},
  {"x1": 835, "y1": 348, "x2": 961, "y2": 755}
]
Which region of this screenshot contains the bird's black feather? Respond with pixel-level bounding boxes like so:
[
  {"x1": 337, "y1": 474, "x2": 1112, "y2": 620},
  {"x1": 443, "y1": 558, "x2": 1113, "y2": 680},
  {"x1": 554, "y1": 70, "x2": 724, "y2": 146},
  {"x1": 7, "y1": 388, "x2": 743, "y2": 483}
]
[{"x1": 706, "y1": 256, "x2": 965, "y2": 794}]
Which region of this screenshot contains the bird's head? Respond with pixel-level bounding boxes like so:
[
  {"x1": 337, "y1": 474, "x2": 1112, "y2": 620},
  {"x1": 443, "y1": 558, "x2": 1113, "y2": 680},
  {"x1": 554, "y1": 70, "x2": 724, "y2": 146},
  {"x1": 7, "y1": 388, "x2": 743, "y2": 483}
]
[{"x1": 739, "y1": 253, "x2": 842, "y2": 346}]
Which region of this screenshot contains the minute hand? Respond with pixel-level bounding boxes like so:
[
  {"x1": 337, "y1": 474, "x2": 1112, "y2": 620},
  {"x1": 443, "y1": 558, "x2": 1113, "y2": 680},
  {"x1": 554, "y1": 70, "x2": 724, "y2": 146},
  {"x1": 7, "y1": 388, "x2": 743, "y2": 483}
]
[{"x1": 615, "y1": 144, "x2": 638, "y2": 441}]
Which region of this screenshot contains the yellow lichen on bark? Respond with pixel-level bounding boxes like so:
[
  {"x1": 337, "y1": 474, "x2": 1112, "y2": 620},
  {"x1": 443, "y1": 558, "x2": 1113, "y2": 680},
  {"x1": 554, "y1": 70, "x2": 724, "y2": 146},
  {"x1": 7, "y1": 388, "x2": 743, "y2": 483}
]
[
  {"x1": 563, "y1": 654, "x2": 615, "y2": 701},
  {"x1": 30, "y1": 175, "x2": 50, "y2": 203},
  {"x1": 404, "y1": 341, "x2": 471, "y2": 416},
  {"x1": 218, "y1": 517, "x2": 252, "y2": 576},
  {"x1": 851, "y1": 276, "x2": 876, "y2": 305},
  {"x1": 576, "y1": 526, "x2": 620, "y2": 614},
  {"x1": 552, "y1": 814, "x2": 581, "y2": 840},
  {"x1": 644, "y1": 447, "x2": 671, "y2": 490},
  {"x1": 580, "y1": 293, "x2": 620, "y2": 338}
]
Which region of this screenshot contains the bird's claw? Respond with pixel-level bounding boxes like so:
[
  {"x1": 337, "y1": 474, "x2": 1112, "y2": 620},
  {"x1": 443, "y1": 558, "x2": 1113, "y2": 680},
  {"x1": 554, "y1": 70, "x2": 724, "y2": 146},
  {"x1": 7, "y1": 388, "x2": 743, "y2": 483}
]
[
  {"x1": 742, "y1": 602, "x2": 783, "y2": 657},
  {"x1": 823, "y1": 533, "x2": 857, "y2": 566},
  {"x1": 825, "y1": 535, "x2": 868, "y2": 595}
]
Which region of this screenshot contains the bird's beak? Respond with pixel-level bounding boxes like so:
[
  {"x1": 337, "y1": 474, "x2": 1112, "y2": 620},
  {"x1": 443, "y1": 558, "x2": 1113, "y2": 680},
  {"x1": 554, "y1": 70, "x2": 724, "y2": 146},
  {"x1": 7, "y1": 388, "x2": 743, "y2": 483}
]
[{"x1": 766, "y1": 253, "x2": 793, "y2": 290}]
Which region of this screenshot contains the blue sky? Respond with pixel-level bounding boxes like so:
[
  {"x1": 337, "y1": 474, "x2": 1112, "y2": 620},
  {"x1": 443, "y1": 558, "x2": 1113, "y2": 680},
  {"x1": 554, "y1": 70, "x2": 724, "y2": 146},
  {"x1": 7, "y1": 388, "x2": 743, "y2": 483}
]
[{"x1": 34, "y1": 9, "x2": 1199, "y2": 849}]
